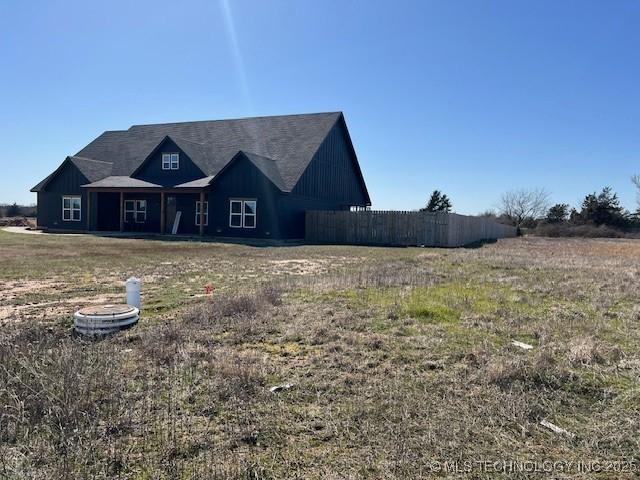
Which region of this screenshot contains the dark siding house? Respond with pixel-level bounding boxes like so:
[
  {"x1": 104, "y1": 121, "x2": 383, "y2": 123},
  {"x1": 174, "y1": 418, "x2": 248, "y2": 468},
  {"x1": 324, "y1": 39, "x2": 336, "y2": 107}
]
[{"x1": 31, "y1": 112, "x2": 371, "y2": 239}]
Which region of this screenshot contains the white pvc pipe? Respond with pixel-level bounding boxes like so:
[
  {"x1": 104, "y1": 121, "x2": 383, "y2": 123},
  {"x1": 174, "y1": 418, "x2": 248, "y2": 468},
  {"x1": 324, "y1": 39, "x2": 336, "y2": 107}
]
[{"x1": 126, "y1": 277, "x2": 141, "y2": 308}]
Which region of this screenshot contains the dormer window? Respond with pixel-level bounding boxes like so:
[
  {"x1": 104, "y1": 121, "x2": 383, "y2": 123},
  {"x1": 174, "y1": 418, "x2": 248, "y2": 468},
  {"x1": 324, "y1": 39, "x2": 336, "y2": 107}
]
[{"x1": 162, "y1": 153, "x2": 179, "y2": 170}]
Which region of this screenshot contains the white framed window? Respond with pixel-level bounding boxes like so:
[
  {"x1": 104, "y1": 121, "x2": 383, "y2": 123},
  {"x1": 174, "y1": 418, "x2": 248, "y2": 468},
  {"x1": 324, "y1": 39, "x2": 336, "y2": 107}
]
[
  {"x1": 229, "y1": 199, "x2": 256, "y2": 228},
  {"x1": 195, "y1": 201, "x2": 208, "y2": 226},
  {"x1": 124, "y1": 199, "x2": 147, "y2": 223},
  {"x1": 162, "y1": 153, "x2": 179, "y2": 170},
  {"x1": 62, "y1": 196, "x2": 81, "y2": 222},
  {"x1": 243, "y1": 200, "x2": 256, "y2": 228},
  {"x1": 229, "y1": 200, "x2": 242, "y2": 227}
]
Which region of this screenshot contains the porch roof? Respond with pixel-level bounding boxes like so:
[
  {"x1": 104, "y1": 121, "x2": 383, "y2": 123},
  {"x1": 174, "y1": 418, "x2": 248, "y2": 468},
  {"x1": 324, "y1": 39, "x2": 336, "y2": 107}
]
[
  {"x1": 82, "y1": 175, "x2": 213, "y2": 189},
  {"x1": 82, "y1": 176, "x2": 161, "y2": 188},
  {"x1": 173, "y1": 176, "x2": 215, "y2": 188}
]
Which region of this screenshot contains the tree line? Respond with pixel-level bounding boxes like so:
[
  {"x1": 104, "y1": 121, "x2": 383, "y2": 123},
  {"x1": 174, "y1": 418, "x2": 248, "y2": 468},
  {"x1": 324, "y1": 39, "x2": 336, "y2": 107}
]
[
  {"x1": 496, "y1": 185, "x2": 637, "y2": 231},
  {"x1": 421, "y1": 176, "x2": 640, "y2": 234},
  {"x1": 0, "y1": 203, "x2": 37, "y2": 218}
]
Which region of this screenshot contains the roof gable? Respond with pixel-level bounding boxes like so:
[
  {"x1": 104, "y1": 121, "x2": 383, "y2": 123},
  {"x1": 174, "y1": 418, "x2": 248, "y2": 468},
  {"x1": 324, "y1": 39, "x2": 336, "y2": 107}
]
[
  {"x1": 241, "y1": 152, "x2": 286, "y2": 191},
  {"x1": 129, "y1": 135, "x2": 207, "y2": 180},
  {"x1": 31, "y1": 156, "x2": 112, "y2": 192},
  {"x1": 336, "y1": 115, "x2": 371, "y2": 205},
  {"x1": 292, "y1": 116, "x2": 371, "y2": 205},
  {"x1": 210, "y1": 151, "x2": 287, "y2": 191}
]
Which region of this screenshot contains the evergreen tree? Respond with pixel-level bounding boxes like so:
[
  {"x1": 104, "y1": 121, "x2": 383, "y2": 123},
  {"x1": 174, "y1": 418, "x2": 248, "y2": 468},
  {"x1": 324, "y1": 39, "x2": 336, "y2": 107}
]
[
  {"x1": 545, "y1": 203, "x2": 569, "y2": 223},
  {"x1": 421, "y1": 190, "x2": 453, "y2": 213},
  {"x1": 573, "y1": 187, "x2": 629, "y2": 228}
]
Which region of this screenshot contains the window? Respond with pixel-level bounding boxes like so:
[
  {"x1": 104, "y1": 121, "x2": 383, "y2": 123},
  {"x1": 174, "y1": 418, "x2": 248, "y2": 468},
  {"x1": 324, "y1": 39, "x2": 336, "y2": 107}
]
[
  {"x1": 243, "y1": 200, "x2": 256, "y2": 228},
  {"x1": 229, "y1": 200, "x2": 242, "y2": 227},
  {"x1": 229, "y1": 199, "x2": 256, "y2": 228},
  {"x1": 124, "y1": 200, "x2": 147, "y2": 223},
  {"x1": 162, "y1": 153, "x2": 179, "y2": 170},
  {"x1": 195, "y1": 201, "x2": 208, "y2": 226},
  {"x1": 62, "y1": 196, "x2": 81, "y2": 221}
]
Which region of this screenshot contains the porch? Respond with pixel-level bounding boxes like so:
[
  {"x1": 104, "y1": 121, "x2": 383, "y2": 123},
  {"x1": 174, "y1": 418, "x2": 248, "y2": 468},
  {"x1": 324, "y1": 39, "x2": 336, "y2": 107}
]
[{"x1": 85, "y1": 189, "x2": 208, "y2": 235}]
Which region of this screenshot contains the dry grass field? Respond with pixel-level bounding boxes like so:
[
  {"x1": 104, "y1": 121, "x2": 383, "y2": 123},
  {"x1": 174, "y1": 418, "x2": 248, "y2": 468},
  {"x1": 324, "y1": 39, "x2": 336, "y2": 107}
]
[{"x1": 1, "y1": 230, "x2": 639, "y2": 479}]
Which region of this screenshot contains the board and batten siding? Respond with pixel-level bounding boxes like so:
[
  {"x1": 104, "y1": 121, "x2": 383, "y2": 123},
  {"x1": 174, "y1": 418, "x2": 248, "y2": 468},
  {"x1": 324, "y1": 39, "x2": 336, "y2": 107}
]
[
  {"x1": 292, "y1": 119, "x2": 369, "y2": 206},
  {"x1": 305, "y1": 211, "x2": 517, "y2": 247},
  {"x1": 132, "y1": 137, "x2": 206, "y2": 187},
  {"x1": 206, "y1": 153, "x2": 282, "y2": 238},
  {"x1": 36, "y1": 161, "x2": 89, "y2": 230}
]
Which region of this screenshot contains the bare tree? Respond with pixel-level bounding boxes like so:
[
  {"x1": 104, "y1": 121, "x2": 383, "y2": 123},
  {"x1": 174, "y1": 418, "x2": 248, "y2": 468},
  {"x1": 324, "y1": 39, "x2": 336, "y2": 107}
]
[{"x1": 498, "y1": 188, "x2": 550, "y2": 227}]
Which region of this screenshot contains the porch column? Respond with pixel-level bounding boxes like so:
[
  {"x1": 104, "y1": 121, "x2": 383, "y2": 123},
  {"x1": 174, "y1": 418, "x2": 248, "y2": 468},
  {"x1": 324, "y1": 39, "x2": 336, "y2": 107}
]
[
  {"x1": 160, "y1": 192, "x2": 166, "y2": 234},
  {"x1": 86, "y1": 190, "x2": 91, "y2": 231},
  {"x1": 119, "y1": 192, "x2": 124, "y2": 232},
  {"x1": 199, "y1": 191, "x2": 205, "y2": 236}
]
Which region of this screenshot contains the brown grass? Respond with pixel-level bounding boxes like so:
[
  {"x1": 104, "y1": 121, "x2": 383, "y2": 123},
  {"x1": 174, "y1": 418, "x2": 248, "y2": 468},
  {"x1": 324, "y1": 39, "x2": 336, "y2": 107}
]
[{"x1": 1, "y1": 232, "x2": 640, "y2": 478}]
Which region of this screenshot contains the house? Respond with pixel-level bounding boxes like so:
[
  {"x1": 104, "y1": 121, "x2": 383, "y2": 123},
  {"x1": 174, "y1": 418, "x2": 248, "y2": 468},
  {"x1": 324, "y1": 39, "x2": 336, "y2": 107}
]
[{"x1": 31, "y1": 112, "x2": 370, "y2": 239}]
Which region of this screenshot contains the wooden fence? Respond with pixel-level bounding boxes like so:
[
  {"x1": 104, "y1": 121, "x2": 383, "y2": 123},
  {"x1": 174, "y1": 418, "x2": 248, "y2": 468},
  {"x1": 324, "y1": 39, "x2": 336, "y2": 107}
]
[{"x1": 305, "y1": 210, "x2": 517, "y2": 247}]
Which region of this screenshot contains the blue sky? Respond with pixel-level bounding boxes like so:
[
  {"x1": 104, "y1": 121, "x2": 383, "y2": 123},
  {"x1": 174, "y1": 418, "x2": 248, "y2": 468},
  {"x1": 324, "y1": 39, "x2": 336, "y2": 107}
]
[{"x1": 1, "y1": 0, "x2": 639, "y2": 214}]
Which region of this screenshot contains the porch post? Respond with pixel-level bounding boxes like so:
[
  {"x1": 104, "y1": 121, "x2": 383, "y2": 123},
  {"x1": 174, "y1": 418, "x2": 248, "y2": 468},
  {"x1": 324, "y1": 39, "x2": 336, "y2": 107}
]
[
  {"x1": 119, "y1": 192, "x2": 124, "y2": 232},
  {"x1": 86, "y1": 190, "x2": 91, "y2": 231},
  {"x1": 160, "y1": 192, "x2": 166, "y2": 234},
  {"x1": 199, "y1": 191, "x2": 205, "y2": 236}
]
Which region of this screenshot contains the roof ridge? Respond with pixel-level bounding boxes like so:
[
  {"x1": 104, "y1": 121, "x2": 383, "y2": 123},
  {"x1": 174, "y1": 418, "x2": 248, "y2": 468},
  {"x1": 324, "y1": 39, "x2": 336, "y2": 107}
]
[
  {"x1": 167, "y1": 135, "x2": 207, "y2": 147},
  {"x1": 127, "y1": 111, "x2": 342, "y2": 129},
  {"x1": 69, "y1": 155, "x2": 113, "y2": 165},
  {"x1": 238, "y1": 150, "x2": 276, "y2": 161}
]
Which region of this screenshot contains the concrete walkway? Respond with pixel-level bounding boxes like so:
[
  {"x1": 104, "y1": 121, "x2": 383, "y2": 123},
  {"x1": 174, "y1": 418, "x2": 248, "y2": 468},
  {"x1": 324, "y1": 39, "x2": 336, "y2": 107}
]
[{"x1": 0, "y1": 226, "x2": 70, "y2": 235}]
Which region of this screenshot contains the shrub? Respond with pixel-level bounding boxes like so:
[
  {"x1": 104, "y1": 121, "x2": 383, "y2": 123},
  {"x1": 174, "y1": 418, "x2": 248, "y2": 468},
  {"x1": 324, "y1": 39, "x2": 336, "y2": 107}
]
[
  {"x1": 217, "y1": 293, "x2": 261, "y2": 318},
  {"x1": 184, "y1": 285, "x2": 285, "y2": 344},
  {"x1": 191, "y1": 285, "x2": 284, "y2": 322},
  {"x1": 532, "y1": 223, "x2": 626, "y2": 238}
]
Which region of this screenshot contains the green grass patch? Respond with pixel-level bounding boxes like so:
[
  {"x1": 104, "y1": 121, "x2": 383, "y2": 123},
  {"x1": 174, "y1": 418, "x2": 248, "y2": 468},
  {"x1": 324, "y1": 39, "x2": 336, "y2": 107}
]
[{"x1": 317, "y1": 280, "x2": 541, "y2": 328}]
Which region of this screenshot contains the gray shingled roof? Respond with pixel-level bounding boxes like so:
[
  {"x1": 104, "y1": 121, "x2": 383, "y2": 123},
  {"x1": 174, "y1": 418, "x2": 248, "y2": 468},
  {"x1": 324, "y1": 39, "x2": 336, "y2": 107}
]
[
  {"x1": 66, "y1": 112, "x2": 343, "y2": 192},
  {"x1": 71, "y1": 156, "x2": 113, "y2": 180},
  {"x1": 31, "y1": 156, "x2": 113, "y2": 192}
]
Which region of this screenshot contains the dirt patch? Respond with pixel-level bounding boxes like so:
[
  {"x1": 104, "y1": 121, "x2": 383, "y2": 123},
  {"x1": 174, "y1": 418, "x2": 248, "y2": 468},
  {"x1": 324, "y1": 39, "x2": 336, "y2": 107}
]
[
  {"x1": 0, "y1": 293, "x2": 122, "y2": 324},
  {"x1": 266, "y1": 256, "x2": 361, "y2": 275},
  {"x1": 267, "y1": 259, "x2": 330, "y2": 275},
  {"x1": 1, "y1": 279, "x2": 62, "y2": 299}
]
